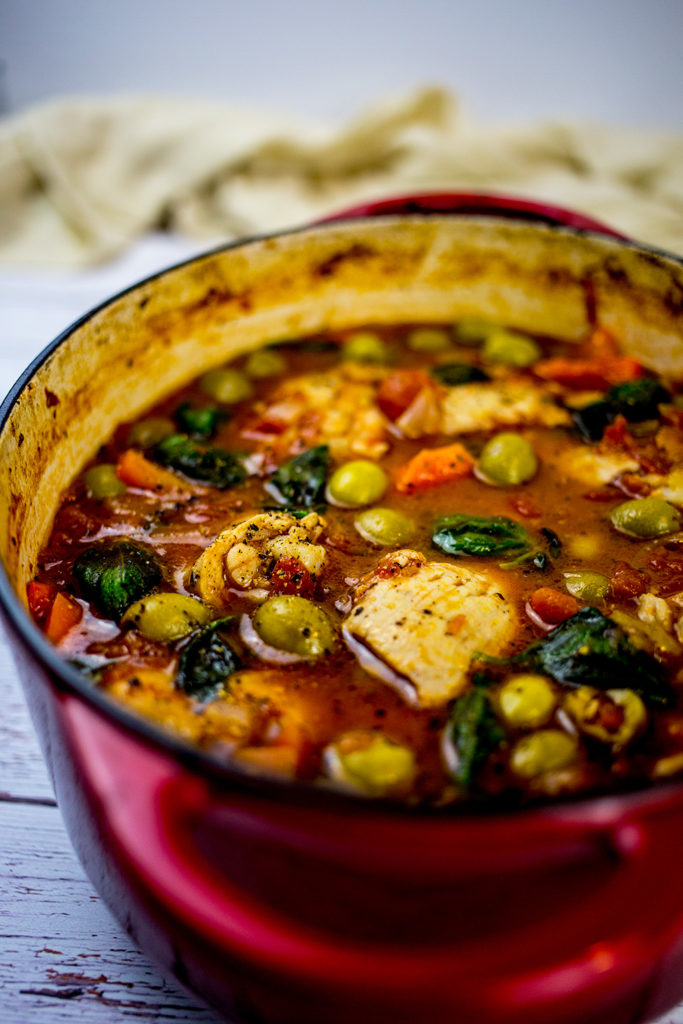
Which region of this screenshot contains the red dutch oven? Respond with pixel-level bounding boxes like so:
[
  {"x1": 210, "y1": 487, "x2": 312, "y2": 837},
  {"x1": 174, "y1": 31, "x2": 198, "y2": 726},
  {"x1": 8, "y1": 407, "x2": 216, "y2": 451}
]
[{"x1": 2, "y1": 193, "x2": 683, "y2": 1024}]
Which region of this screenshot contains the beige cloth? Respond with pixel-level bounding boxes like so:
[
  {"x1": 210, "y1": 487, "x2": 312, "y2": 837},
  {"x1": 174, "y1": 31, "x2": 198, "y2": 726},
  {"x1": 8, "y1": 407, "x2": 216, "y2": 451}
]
[{"x1": 2, "y1": 86, "x2": 683, "y2": 267}]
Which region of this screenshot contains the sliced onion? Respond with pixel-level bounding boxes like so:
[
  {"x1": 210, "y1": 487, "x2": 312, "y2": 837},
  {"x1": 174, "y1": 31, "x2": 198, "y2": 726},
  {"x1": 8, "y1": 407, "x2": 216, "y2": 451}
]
[
  {"x1": 342, "y1": 627, "x2": 419, "y2": 706},
  {"x1": 239, "y1": 613, "x2": 308, "y2": 665}
]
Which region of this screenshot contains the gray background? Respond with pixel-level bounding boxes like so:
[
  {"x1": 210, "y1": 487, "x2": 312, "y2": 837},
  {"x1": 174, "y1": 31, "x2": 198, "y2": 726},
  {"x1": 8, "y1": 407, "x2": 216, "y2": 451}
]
[{"x1": 2, "y1": 0, "x2": 683, "y2": 127}]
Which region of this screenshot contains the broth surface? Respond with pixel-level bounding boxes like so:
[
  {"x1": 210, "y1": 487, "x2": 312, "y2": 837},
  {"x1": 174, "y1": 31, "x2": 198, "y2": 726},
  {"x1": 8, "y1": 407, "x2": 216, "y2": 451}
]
[{"x1": 30, "y1": 321, "x2": 683, "y2": 806}]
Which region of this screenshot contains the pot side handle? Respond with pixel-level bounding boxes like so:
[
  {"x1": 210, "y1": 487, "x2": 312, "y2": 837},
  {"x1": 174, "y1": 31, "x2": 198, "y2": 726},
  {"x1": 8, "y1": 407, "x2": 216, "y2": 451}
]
[
  {"x1": 60, "y1": 695, "x2": 683, "y2": 1019},
  {"x1": 316, "y1": 190, "x2": 627, "y2": 239}
]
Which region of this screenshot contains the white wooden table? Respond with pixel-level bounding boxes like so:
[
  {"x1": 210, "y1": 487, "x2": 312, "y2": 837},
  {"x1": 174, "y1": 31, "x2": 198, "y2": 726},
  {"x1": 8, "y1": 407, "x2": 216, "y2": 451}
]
[{"x1": 2, "y1": 236, "x2": 683, "y2": 1024}]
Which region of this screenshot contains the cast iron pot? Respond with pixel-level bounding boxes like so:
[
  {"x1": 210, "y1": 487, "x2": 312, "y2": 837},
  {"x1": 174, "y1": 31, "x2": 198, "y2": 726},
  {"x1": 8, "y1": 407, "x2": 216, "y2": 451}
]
[{"x1": 2, "y1": 194, "x2": 683, "y2": 1024}]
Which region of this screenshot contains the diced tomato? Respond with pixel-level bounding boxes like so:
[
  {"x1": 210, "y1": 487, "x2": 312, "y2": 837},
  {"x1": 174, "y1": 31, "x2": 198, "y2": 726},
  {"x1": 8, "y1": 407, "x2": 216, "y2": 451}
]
[
  {"x1": 534, "y1": 356, "x2": 644, "y2": 390},
  {"x1": 241, "y1": 416, "x2": 287, "y2": 439},
  {"x1": 508, "y1": 496, "x2": 541, "y2": 518},
  {"x1": 395, "y1": 442, "x2": 474, "y2": 494},
  {"x1": 45, "y1": 592, "x2": 83, "y2": 643},
  {"x1": 269, "y1": 557, "x2": 316, "y2": 598},
  {"x1": 116, "y1": 448, "x2": 188, "y2": 493},
  {"x1": 609, "y1": 561, "x2": 649, "y2": 600},
  {"x1": 528, "y1": 587, "x2": 581, "y2": 625},
  {"x1": 646, "y1": 550, "x2": 683, "y2": 597},
  {"x1": 27, "y1": 580, "x2": 58, "y2": 624},
  {"x1": 376, "y1": 369, "x2": 431, "y2": 420}
]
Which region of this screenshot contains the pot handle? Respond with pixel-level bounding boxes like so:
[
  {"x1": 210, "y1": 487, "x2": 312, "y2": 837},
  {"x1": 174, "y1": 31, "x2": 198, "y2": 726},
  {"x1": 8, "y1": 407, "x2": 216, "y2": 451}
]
[
  {"x1": 61, "y1": 696, "x2": 683, "y2": 1017},
  {"x1": 316, "y1": 190, "x2": 627, "y2": 239}
]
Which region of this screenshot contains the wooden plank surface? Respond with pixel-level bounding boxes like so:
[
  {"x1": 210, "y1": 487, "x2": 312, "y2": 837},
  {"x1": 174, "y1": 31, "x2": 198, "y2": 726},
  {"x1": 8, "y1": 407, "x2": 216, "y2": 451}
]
[{"x1": 2, "y1": 237, "x2": 683, "y2": 1024}]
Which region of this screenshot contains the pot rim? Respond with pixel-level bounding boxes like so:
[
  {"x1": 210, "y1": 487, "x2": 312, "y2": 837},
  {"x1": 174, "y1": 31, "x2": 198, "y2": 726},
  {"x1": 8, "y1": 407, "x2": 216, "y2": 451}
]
[{"x1": 4, "y1": 201, "x2": 683, "y2": 822}]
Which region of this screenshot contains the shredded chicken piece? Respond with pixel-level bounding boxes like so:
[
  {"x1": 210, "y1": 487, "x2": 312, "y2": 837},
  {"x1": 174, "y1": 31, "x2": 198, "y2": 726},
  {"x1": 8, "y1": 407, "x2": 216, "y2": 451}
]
[
  {"x1": 637, "y1": 592, "x2": 674, "y2": 634},
  {"x1": 652, "y1": 468, "x2": 683, "y2": 507},
  {"x1": 254, "y1": 366, "x2": 390, "y2": 459},
  {"x1": 563, "y1": 448, "x2": 640, "y2": 486},
  {"x1": 343, "y1": 550, "x2": 516, "y2": 707},
  {"x1": 441, "y1": 380, "x2": 571, "y2": 435},
  {"x1": 192, "y1": 511, "x2": 327, "y2": 608}
]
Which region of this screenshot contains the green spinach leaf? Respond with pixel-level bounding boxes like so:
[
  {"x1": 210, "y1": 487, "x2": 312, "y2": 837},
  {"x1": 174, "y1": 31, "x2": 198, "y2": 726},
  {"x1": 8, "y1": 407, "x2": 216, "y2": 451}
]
[
  {"x1": 445, "y1": 685, "x2": 504, "y2": 788},
  {"x1": 430, "y1": 363, "x2": 489, "y2": 386},
  {"x1": 267, "y1": 445, "x2": 331, "y2": 508},
  {"x1": 176, "y1": 619, "x2": 241, "y2": 701},
  {"x1": 607, "y1": 378, "x2": 670, "y2": 422},
  {"x1": 514, "y1": 606, "x2": 673, "y2": 707},
  {"x1": 154, "y1": 434, "x2": 246, "y2": 489},
  {"x1": 175, "y1": 403, "x2": 224, "y2": 440},
  {"x1": 73, "y1": 540, "x2": 162, "y2": 621},
  {"x1": 433, "y1": 514, "x2": 531, "y2": 558}
]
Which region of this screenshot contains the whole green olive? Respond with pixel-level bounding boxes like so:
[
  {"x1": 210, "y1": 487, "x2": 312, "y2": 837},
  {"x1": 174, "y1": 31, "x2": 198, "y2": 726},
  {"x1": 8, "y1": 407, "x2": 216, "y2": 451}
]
[
  {"x1": 122, "y1": 592, "x2": 212, "y2": 641},
  {"x1": 252, "y1": 596, "x2": 335, "y2": 658},
  {"x1": 609, "y1": 497, "x2": 681, "y2": 538},
  {"x1": 498, "y1": 674, "x2": 556, "y2": 729},
  {"x1": 200, "y1": 367, "x2": 253, "y2": 404},
  {"x1": 335, "y1": 734, "x2": 416, "y2": 794},
  {"x1": 406, "y1": 327, "x2": 451, "y2": 352},
  {"x1": 245, "y1": 348, "x2": 287, "y2": 378},
  {"x1": 354, "y1": 507, "x2": 416, "y2": 547},
  {"x1": 327, "y1": 460, "x2": 388, "y2": 507},
  {"x1": 510, "y1": 729, "x2": 578, "y2": 779},
  {"x1": 84, "y1": 463, "x2": 126, "y2": 499},
  {"x1": 453, "y1": 318, "x2": 497, "y2": 345},
  {"x1": 563, "y1": 571, "x2": 610, "y2": 603},
  {"x1": 478, "y1": 432, "x2": 538, "y2": 485},
  {"x1": 482, "y1": 330, "x2": 541, "y2": 368},
  {"x1": 341, "y1": 331, "x2": 392, "y2": 364},
  {"x1": 128, "y1": 416, "x2": 176, "y2": 449}
]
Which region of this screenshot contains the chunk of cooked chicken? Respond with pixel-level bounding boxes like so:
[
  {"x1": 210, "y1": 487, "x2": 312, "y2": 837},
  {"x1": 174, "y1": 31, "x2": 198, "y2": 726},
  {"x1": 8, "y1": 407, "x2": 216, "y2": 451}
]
[
  {"x1": 562, "y1": 447, "x2": 639, "y2": 486},
  {"x1": 251, "y1": 365, "x2": 390, "y2": 460},
  {"x1": 343, "y1": 550, "x2": 516, "y2": 707},
  {"x1": 192, "y1": 511, "x2": 327, "y2": 608},
  {"x1": 396, "y1": 378, "x2": 570, "y2": 439}
]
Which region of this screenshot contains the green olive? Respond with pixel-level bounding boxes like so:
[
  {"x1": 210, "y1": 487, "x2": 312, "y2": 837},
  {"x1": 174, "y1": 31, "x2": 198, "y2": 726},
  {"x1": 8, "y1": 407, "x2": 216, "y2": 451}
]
[
  {"x1": 563, "y1": 571, "x2": 609, "y2": 603},
  {"x1": 245, "y1": 348, "x2": 287, "y2": 379},
  {"x1": 128, "y1": 416, "x2": 176, "y2": 449},
  {"x1": 406, "y1": 327, "x2": 451, "y2": 352},
  {"x1": 84, "y1": 463, "x2": 126, "y2": 499},
  {"x1": 564, "y1": 686, "x2": 647, "y2": 748},
  {"x1": 453, "y1": 318, "x2": 497, "y2": 345},
  {"x1": 609, "y1": 497, "x2": 681, "y2": 538},
  {"x1": 510, "y1": 729, "x2": 578, "y2": 778},
  {"x1": 498, "y1": 674, "x2": 556, "y2": 729},
  {"x1": 336, "y1": 734, "x2": 416, "y2": 794},
  {"x1": 200, "y1": 367, "x2": 253, "y2": 404},
  {"x1": 253, "y1": 596, "x2": 335, "y2": 658},
  {"x1": 122, "y1": 592, "x2": 212, "y2": 641},
  {"x1": 482, "y1": 330, "x2": 541, "y2": 368},
  {"x1": 478, "y1": 432, "x2": 538, "y2": 485},
  {"x1": 327, "y1": 460, "x2": 388, "y2": 507},
  {"x1": 341, "y1": 331, "x2": 392, "y2": 364},
  {"x1": 354, "y1": 507, "x2": 416, "y2": 547}
]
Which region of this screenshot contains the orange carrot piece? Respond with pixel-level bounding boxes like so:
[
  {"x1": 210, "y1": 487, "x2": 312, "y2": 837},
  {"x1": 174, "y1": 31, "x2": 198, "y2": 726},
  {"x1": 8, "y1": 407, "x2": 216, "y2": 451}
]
[
  {"x1": 534, "y1": 356, "x2": 644, "y2": 390},
  {"x1": 27, "y1": 580, "x2": 58, "y2": 624},
  {"x1": 45, "y1": 592, "x2": 83, "y2": 643},
  {"x1": 528, "y1": 587, "x2": 581, "y2": 625},
  {"x1": 395, "y1": 442, "x2": 474, "y2": 494},
  {"x1": 585, "y1": 327, "x2": 620, "y2": 359},
  {"x1": 116, "y1": 448, "x2": 188, "y2": 493}
]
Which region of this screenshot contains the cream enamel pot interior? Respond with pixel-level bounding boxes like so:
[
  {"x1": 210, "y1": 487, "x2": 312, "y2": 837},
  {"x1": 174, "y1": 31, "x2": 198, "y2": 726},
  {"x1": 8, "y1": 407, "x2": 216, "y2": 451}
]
[{"x1": 2, "y1": 203, "x2": 683, "y2": 1024}]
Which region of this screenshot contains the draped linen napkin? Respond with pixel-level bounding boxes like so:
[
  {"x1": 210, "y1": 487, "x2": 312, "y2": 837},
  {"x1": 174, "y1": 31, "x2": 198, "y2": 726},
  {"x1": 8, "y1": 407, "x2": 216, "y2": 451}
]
[{"x1": 1, "y1": 85, "x2": 683, "y2": 267}]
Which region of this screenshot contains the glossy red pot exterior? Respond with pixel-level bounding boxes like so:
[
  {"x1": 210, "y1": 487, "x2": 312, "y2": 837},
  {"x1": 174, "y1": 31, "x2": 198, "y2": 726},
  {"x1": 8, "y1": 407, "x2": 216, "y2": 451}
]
[{"x1": 3, "y1": 193, "x2": 683, "y2": 1024}]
